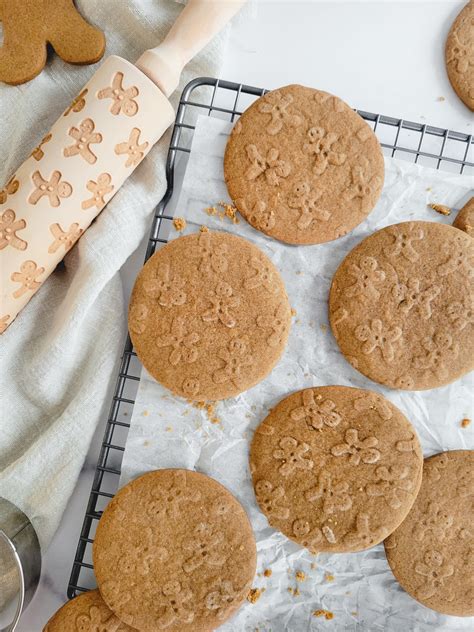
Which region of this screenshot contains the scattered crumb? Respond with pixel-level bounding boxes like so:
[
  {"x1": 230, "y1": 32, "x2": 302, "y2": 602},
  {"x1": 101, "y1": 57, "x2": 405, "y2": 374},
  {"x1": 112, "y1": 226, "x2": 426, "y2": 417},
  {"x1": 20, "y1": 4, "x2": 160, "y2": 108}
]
[
  {"x1": 123, "y1": 411, "x2": 128, "y2": 416},
  {"x1": 295, "y1": 571, "x2": 306, "y2": 582},
  {"x1": 247, "y1": 588, "x2": 264, "y2": 604},
  {"x1": 426, "y1": 187, "x2": 432, "y2": 191},
  {"x1": 172, "y1": 217, "x2": 186, "y2": 231},
  {"x1": 437, "y1": 96, "x2": 446, "y2": 102},
  {"x1": 296, "y1": 270, "x2": 303, "y2": 275},
  {"x1": 429, "y1": 203, "x2": 451, "y2": 216},
  {"x1": 199, "y1": 225, "x2": 209, "y2": 232},
  {"x1": 313, "y1": 609, "x2": 334, "y2": 620},
  {"x1": 310, "y1": 562, "x2": 317, "y2": 570},
  {"x1": 143, "y1": 440, "x2": 150, "y2": 447},
  {"x1": 320, "y1": 323, "x2": 328, "y2": 333},
  {"x1": 191, "y1": 401, "x2": 220, "y2": 424},
  {"x1": 295, "y1": 319, "x2": 300, "y2": 324},
  {"x1": 142, "y1": 410, "x2": 149, "y2": 417},
  {"x1": 325, "y1": 573, "x2": 335, "y2": 582},
  {"x1": 165, "y1": 426, "x2": 172, "y2": 432},
  {"x1": 351, "y1": 611, "x2": 358, "y2": 616},
  {"x1": 204, "y1": 201, "x2": 240, "y2": 224},
  {"x1": 287, "y1": 587, "x2": 300, "y2": 597},
  {"x1": 263, "y1": 569, "x2": 272, "y2": 577},
  {"x1": 461, "y1": 418, "x2": 471, "y2": 428},
  {"x1": 218, "y1": 200, "x2": 240, "y2": 224},
  {"x1": 291, "y1": 308, "x2": 297, "y2": 317}
]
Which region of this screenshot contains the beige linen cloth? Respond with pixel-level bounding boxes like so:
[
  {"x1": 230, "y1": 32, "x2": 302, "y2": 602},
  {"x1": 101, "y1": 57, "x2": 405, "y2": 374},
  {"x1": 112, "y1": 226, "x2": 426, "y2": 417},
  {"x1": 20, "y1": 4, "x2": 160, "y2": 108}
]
[{"x1": 0, "y1": 0, "x2": 229, "y2": 548}]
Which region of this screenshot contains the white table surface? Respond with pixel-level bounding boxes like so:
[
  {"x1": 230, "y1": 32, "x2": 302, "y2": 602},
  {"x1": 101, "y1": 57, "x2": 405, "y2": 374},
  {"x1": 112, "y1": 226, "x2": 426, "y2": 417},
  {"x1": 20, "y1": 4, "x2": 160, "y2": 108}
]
[{"x1": 17, "y1": 2, "x2": 473, "y2": 631}]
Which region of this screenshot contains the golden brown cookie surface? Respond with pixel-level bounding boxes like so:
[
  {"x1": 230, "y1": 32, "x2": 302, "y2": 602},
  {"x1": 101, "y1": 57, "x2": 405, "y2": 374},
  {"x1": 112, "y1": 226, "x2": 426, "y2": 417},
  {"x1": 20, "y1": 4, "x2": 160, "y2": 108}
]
[
  {"x1": 453, "y1": 197, "x2": 474, "y2": 236},
  {"x1": 385, "y1": 450, "x2": 474, "y2": 616},
  {"x1": 128, "y1": 231, "x2": 291, "y2": 401},
  {"x1": 93, "y1": 469, "x2": 257, "y2": 632},
  {"x1": 224, "y1": 84, "x2": 384, "y2": 245},
  {"x1": 42, "y1": 589, "x2": 134, "y2": 632},
  {"x1": 329, "y1": 221, "x2": 474, "y2": 390},
  {"x1": 0, "y1": 0, "x2": 105, "y2": 85},
  {"x1": 445, "y1": 1, "x2": 474, "y2": 111},
  {"x1": 250, "y1": 386, "x2": 423, "y2": 553}
]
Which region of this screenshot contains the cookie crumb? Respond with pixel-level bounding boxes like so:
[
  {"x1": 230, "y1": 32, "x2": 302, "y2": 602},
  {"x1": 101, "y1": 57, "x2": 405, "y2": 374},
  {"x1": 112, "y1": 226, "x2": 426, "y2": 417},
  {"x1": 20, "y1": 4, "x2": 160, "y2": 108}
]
[
  {"x1": 172, "y1": 217, "x2": 186, "y2": 232},
  {"x1": 199, "y1": 225, "x2": 209, "y2": 232},
  {"x1": 263, "y1": 568, "x2": 272, "y2": 577},
  {"x1": 291, "y1": 308, "x2": 297, "y2": 317},
  {"x1": 437, "y1": 96, "x2": 446, "y2": 102},
  {"x1": 351, "y1": 611, "x2": 358, "y2": 616},
  {"x1": 313, "y1": 609, "x2": 334, "y2": 620},
  {"x1": 325, "y1": 573, "x2": 335, "y2": 582},
  {"x1": 142, "y1": 410, "x2": 149, "y2": 417},
  {"x1": 429, "y1": 203, "x2": 451, "y2": 216},
  {"x1": 295, "y1": 571, "x2": 306, "y2": 582},
  {"x1": 165, "y1": 426, "x2": 172, "y2": 432},
  {"x1": 320, "y1": 323, "x2": 328, "y2": 332},
  {"x1": 287, "y1": 587, "x2": 300, "y2": 597},
  {"x1": 205, "y1": 205, "x2": 217, "y2": 216},
  {"x1": 218, "y1": 200, "x2": 240, "y2": 224},
  {"x1": 310, "y1": 562, "x2": 317, "y2": 570},
  {"x1": 461, "y1": 418, "x2": 471, "y2": 428},
  {"x1": 247, "y1": 588, "x2": 264, "y2": 604}
]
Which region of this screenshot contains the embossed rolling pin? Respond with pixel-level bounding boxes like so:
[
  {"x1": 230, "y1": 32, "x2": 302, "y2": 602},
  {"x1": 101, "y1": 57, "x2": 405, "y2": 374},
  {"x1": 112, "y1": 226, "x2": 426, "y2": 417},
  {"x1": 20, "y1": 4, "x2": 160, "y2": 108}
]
[{"x1": 0, "y1": 0, "x2": 246, "y2": 334}]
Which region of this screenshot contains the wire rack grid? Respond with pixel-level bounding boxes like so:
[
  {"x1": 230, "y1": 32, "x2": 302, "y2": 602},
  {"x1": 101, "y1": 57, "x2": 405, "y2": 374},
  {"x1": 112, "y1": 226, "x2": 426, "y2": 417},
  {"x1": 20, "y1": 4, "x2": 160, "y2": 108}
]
[{"x1": 67, "y1": 76, "x2": 474, "y2": 598}]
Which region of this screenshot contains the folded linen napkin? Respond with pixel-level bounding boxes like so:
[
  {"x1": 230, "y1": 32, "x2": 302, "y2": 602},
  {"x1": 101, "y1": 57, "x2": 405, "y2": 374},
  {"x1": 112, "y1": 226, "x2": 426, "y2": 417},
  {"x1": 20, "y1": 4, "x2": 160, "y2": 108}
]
[{"x1": 0, "y1": 0, "x2": 228, "y2": 548}]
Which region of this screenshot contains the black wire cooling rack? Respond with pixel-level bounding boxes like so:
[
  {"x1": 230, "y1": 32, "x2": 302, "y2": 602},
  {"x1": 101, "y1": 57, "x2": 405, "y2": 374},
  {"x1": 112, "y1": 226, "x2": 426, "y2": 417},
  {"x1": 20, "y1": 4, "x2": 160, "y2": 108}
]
[{"x1": 67, "y1": 77, "x2": 474, "y2": 598}]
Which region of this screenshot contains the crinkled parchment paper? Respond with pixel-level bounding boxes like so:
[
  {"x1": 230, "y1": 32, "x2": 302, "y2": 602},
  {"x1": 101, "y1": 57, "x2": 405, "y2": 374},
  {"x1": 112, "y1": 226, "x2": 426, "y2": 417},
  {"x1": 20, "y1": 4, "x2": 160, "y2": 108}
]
[{"x1": 120, "y1": 115, "x2": 473, "y2": 631}]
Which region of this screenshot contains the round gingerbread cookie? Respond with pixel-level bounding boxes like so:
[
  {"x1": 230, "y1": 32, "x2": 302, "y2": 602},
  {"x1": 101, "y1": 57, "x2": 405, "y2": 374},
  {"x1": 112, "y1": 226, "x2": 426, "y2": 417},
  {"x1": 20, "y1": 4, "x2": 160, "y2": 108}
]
[
  {"x1": 224, "y1": 84, "x2": 384, "y2": 245},
  {"x1": 453, "y1": 197, "x2": 474, "y2": 237},
  {"x1": 445, "y1": 1, "x2": 474, "y2": 111},
  {"x1": 128, "y1": 231, "x2": 291, "y2": 401},
  {"x1": 329, "y1": 221, "x2": 474, "y2": 390},
  {"x1": 43, "y1": 590, "x2": 133, "y2": 632},
  {"x1": 385, "y1": 450, "x2": 474, "y2": 616},
  {"x1": 93, "y1": 469, "x2": 257, "y2": 632},
  {"x1": 249, "y1": 386, "x2": 423, "y2": 554}
]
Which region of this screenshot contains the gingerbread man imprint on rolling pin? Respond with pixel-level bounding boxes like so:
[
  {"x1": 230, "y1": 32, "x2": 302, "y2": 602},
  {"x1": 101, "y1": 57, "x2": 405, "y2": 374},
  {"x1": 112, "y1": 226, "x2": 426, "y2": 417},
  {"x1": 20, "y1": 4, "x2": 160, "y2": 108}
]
[{"x1": 0, "y1": 0, "x2": 105, "y2": 85}]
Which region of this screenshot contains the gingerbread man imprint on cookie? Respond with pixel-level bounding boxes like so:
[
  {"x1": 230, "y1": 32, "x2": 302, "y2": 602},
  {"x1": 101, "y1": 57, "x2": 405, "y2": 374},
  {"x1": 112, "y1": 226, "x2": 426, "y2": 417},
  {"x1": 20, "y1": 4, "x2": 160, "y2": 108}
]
[{"x1": 0, "y1": 0, "x2": 105, "y2": 85}]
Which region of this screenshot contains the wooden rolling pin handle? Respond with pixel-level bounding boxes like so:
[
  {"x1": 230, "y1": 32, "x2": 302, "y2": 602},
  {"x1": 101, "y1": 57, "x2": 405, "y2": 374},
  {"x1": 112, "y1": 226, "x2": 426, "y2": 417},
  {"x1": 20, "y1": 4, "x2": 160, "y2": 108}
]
[{"x1": 136, "y1": 0, "x2": 246, "y2": 97}]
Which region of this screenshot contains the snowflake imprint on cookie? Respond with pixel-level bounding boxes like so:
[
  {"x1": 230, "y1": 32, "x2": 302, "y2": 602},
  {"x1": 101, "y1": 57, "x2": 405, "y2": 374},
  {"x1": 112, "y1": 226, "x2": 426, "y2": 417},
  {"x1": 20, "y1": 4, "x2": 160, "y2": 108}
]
[
  {"x1": 331, "y1": 428, "x2": 380, "y2": 465},
  {"x1": 305, "y1": 471, "x2": 352, "y2": 514},
  {"x1": 354, "y1": 319, "x2": 402, "y2": 363}
]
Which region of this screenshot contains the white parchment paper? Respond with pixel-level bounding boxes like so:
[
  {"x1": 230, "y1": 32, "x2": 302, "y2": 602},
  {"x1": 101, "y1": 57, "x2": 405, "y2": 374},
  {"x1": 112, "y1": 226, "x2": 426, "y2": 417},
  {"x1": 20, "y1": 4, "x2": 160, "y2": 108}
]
[{"x1": 120, "y1": 115, "x2": 474, "y2": 631}]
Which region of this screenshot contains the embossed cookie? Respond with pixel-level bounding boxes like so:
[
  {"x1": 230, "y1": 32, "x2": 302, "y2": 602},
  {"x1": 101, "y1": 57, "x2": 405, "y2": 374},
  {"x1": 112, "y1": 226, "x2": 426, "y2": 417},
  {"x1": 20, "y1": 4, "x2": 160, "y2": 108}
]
[
  {"x1": 445, "y1": 1, "x2": 474, "y2": 111},
  {"x1": 385, "y1": 450, "x2": 474, "y2": 616},
  {"x1": 42, "y1": 589, "x2": 133, "y2": 631},
  {"x1": 224, "y1": 84, "x2": 384, "y2": 245},
  {"x1": 453, "y1": 197, "x2": 474, "y2": 236},
  {"x1": 94, "y1": 469, "x2": 257, "y2": 632},
  {"x1": 128, "y1": 231, "x2": 291, "y2": 400},
  {"x1": 329, "y1": 221, "x2": 474, "y2": 390},
  {"x1": 249, "y1": 386, "x2": 423, "y2": 553}
]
